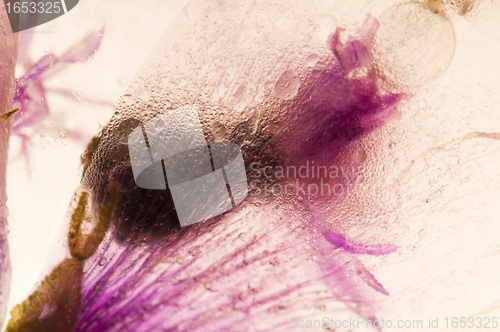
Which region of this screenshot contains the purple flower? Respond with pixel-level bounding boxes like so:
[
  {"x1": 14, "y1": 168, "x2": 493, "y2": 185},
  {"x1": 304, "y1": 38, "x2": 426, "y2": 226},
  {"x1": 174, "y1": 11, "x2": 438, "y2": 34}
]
[{"x1": 11, "y1": 27, "x2": 106, "y2": 164}]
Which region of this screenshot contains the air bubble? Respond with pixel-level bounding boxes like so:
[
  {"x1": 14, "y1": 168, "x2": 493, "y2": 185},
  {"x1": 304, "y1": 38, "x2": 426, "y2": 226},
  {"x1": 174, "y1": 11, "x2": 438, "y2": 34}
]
[
  {"x1": 373, "y1": 3, "x2": 455, "y2": 87},
  {"x1": 305, "y1": 54, "x2": 320, "y2": 67},
  {"x1": 122, "y1": 94, "x2": 133, "y2": 105},
  {"x1": 274, "y1": 70, "x2": 301, "y2": 100},
  {"x1": 352, "y1": 149, "x2": 367, "y2": 163}
]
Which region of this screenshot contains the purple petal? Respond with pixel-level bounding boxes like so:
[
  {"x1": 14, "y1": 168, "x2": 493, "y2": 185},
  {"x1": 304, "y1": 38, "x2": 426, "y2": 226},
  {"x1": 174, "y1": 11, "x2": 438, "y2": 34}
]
[
  {"x1": 350, "y1": 256, "x2": 389, "y2": 296},
  {"x1": 331, "y1": 15, "x2": 379, "y2": 71},
  {"x1": 325, "y1": 231, "x2": 398, "y2": 256},
  {"x1": 59, "y1": 27, "x2": 105, "y2": 64},
  {"x1": 16, "y1": 54, "x2": 57, "y2": 89}
]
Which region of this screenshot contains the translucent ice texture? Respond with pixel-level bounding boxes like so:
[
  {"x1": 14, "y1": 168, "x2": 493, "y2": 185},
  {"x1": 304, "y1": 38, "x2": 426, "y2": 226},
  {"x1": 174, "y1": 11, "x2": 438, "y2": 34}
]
[
  {"x1": 324, "y1": 231, "x2": 398, "y2": 295},
  {"x1": 9, "y1": 0, "x2": 471, "y2": 331}
]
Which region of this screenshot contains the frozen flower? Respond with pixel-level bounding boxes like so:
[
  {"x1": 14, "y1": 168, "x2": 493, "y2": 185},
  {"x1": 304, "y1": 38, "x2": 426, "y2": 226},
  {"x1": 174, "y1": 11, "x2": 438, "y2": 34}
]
[{"x1": 9, "y1": 0, "x2": 499, "y2": 332}]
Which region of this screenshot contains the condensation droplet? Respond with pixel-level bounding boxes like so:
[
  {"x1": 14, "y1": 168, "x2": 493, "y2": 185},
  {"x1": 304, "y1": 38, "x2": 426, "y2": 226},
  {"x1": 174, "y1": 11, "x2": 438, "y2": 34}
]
[
  {"x1": 122, "y1": 94, "x2": 133, "y2": 106},
  {"x1": 305, "y1": 54, "x2": 320, "y2": 67},
  {"x1": 352, "y1": 148, "x2": 367, "y2": 163},
  {"x1": 274, "y1": 70, "x2": 301, "y2": 100}
]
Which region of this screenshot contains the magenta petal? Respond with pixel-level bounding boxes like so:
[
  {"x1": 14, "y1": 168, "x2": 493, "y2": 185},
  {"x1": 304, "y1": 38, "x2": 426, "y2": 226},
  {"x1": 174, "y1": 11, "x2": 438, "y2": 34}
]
[
  {"x1": 16, "y1": 54, "x2": 57, "y2": 89},
  {"x1": 350, "y1": 256, "x2": 389, "y2": 296},
  {"x1": 331, "y1": 14, "x2": 379, "y2": 72}
]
